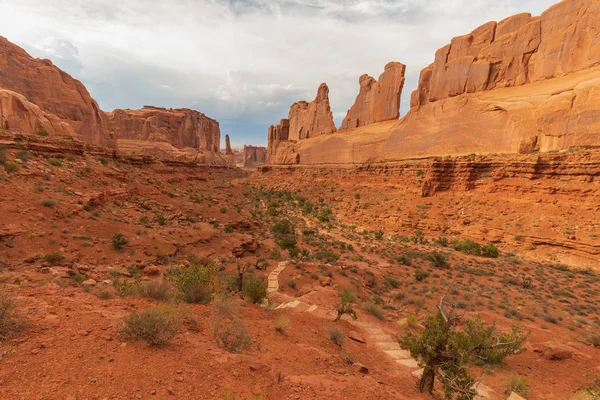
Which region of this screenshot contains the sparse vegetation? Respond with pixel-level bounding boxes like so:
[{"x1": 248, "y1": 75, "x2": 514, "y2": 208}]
[
  {"x1": 111, "y1": 233, "x2": 128, "y2": 250},
  {"x1": 241, "y1": 274, "x2": 267, "y2": 304},
  {"x1": 328, "y1": 326, "x2": 344, "y2": 347},
  {"x1": 504, "y1": 375, "x2": 529, "y2": 397},
  {"x1": 167, "y1": 258, "x2": 218, "y2": 304},
  {"x1": 212, "y1": 297, "x2": 251, "y2": 352},
  {"x1": 334, "y1": 289, "x2": 357, "y2": 321},
  {"x1": 120, "y1": 306, "x2": 180, "y2": 346},
  {"x1": 273, "y1": 316, "x2": 289, "y2": 333},
  {"x1": 0, "y1": 296, "x2": 26, "y2": 341}
]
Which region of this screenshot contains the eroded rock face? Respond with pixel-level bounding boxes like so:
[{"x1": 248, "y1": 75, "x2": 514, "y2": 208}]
[
  {"x1": 288, "y1": 83, "x2": 336, "y2": 141},
  {"x1": 107, "y1": 106, "x2": 220, "y2": 153},
  {"x1": 341, "y1": 62, "x2": 406, "y2": 130},
  {"x1": 0, "y1": 89, "x2": 75, "y2": 137},
  {"x1": 243, "y1": 145, "x2": 267, "y2": 167},
  {"x1": 225, "y1": 134, "x2": 233, "y2": 155},
  {"x1": 411, "y1": 0, "x2": 600, "y2": 107},
  {"x1": 0, "y1": 36, "x2": 116, "y2": 149}
]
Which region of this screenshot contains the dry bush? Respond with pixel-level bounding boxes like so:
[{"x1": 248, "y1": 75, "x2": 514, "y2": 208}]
[
  {"x1": 328, "y1": 326, "x2": 344, "y2": 347},
  {"x1": 273, "y1": 316, "x2": 289, "y2": 333},
  {"x1": 212, "y1": 297, "x2": 251, "y2": 352},
  {"x1": 0, "y1": 296, "x2": 26, "y2": 341},
  {"x1": 143, "y1": 280, "x2": 176, "y2": 302},
  {"x1": 120, "y1": 306, "x2": 180, "y2": 346}
]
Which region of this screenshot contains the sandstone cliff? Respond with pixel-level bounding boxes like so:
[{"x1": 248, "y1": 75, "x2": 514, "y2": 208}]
[
  {"x1": 288, "y1": 83, "x2": 336, "y2": 141},
  {"x1": 243, "y1": 145, "x2": 267, "y2": 167},
  {"x1": 268, "y1": 0, "x2": 600, "y2": 165},
  {"x1": 107, "y1": 106, "x2": 220, "y2": 153},
  {"x1": 340, "y1": 62, "x2": 406, "y2": 130},
  {"x1": 225, "y1": 134, "x2": 233, "y2": 155},
  {"x1": 0, "y1": 36, "x2": 116, "y2": 149}
]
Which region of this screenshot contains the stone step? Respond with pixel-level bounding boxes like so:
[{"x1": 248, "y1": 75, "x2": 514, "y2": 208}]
[
  {"x1": 396, "y1": 359, "x2": 419, "y2": 368},
  {"x1": 375, "y1": 342, "x2": 401, "y2": 350},
  {"x1": 370, "y1": 334, "x2": 394, "y2": 342},
  {"x1": 306, "y1": 305, "x2": 318, "y2": 313},
  {"x1": 384, "y1": 349, "x2": 412, "y2": 359},
  {"x1": 364, "y1": 327, "x2": 384, "y2": 335}
]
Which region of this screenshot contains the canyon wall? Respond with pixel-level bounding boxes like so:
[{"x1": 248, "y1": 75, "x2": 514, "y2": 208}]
[
  {"x1": 243, "y1": 145, "x2": 267, "y2": 167},
  {"x1": 0, "y1": 36, "x2": 116, "y2": 149},
  {"x1": 107, "y1": 106, "x2": 220, "y2": 153},
  {"x1": 267, "y1": 0, "x2": 600, "y2": 165}
]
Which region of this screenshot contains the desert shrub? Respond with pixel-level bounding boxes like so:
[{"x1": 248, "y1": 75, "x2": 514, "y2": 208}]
[
  {"x1": 406, "y1": 314, "x2": 418, "y2": 329},
  {"x1": 278, "y1": 236, "x2": 297, "y2": 249},
  {"x1": 241, "y1": 274, "x2": 267, "y2": 304},
  {"x1": 120, "y1": 306, "x2": 180, "y2": 346},
  {"x1": 374, "y1": 230, "x2": 384, "y2": 240},
  {"x1": 0, "y1": 296, "x2": 26, "y2": 341},
  {"x1": 113, "y1": 278, "x2": 143, "y2": 297},
  {"x1": 41, "y1": 199, "x2": 56, "y2": 208},
  {"x1": 588, "y1": 333, "x2": 600, "y2": 347},
  {"x1": 70, "y1": 274, "x2": 86, "y2": 284},
  {"x1": 364, "y1": 302, "x2": 385, "y2": 320},
  {"x1": 167, "y1": 258, "x2": 218, "y2": 304},
  {"x1": 111, "y1": 233, "x2": 128, "y2": 250},
  {"x1": 334, "y1": 289, "x2": 357, "y2": 321},
  {"x1": 44, "y1": 252, "x2": 65, "y2": 265},
  {"x1": 397, "y1": 254, "x2": 412, "y2": 266},
  {"x1": 453, "y1": 239, "x2": 482, "y2": 255},
  {"x1": 48, "y1": 158, "x2": 62, "y2": 167},
  {"x1": 4, "y1": 162, "x2": 19, "y2": 173},
  {"x1": 504, "y1": 375, "x2": 529, "y2": 396},
  {"x1": 411, "y1": 229, "x2": 426, "y2": 244},
  {"x1": 328, "y1": 326, "x2": 344, "y2": 347},
  {"x1": 143, "y1": 280, "x2": 175, "y2": 302},
  {"x1": 436, "y1": 237, "x2": 449, "y2": 247},
  {"x1": 313, "y1": 250, "x2": 339, "y2": 263},
  {"x1": 271, "y1": 219, "x2": 293, "y2": 236},
  {"x1": 287, "y1": 279, "x2": 296, "y2": 289},
  {"x1": 415, "y1": 270, "x2": 430, "y2": 282},
  {"x1": 219, "y1": 207, "x2": 227, "y2": 214},
  {"x1": 273, "y1": 316, "x2": 289, "y2": 333},
  {"x1": 482, "y1": 243, "x2": 499, "y2": 258},
  {"x1": 212, "y1": 297, "x2": 251, "y2": 352},
  {"x1": 427, "y1": 251, "x2": 450, "y2": 269},
  {"x1": 36, "y1": 130, "x2": 49, "y2": 136},
  {"x1": 384, "y1": 277, "x2": 400, "y2": 289}
]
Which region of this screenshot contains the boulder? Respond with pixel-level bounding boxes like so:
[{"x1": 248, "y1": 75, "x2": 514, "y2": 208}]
[{"x1": 348, "y1": 331, "x2": 365, "y2": 343}]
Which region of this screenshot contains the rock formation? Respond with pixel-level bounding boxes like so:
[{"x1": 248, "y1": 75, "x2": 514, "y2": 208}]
[
  {"x1": 340, "y1": 62, "x2": 406, "y2": 130},
  {"x1": 288, "y1": 83, "x2": 336, "y2": 141},
  {"x1": 0, "y1": 36, "x2": 116, "y2": 149},
  {"x1": 243, "y1": 145, "x2": 267, "y2": 167},
  {"x1": 0, "y1": 89, "x2": 75, "y2": 137},
  {"x1": 225, "y1": 134, "x2": 233, "y2": 155},
  {"x1": 107, "y1": 106, "x2": 220, "y2": 153},
  {"x1": 268, "y1": 0, "x2": 600, "y2": 165}
]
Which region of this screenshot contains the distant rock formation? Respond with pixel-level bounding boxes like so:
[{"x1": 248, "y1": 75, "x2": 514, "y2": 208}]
[
  {"x1": 268, "y1": 0, "x2": 600, "y2": 165},
  {"x1": 0, "y1": 89, "x2": 75, "y2": 137},
  {"x1": 225, "y1": 134, "x2": 233, "y2": 155},
  {"x1": 107, "y1": 106, "x2": 220, "y2": 153},
  {"x1": 243, "y1": 145, "x2": 267, "y2": 167},
  {"x1": 288, "y1": 83, "x2": 336, "y2": 141},
  {"x1": 341, "y1": 62, "x2": 406, "y2": 130},
  {"x1": 0, "y1": 36, "x2": 116, "y2": 149}
]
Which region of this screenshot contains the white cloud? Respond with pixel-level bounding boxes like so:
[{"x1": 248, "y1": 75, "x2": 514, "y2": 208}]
[{"x1": 0, "y1": 0, "x2": 557, "y2": 146}]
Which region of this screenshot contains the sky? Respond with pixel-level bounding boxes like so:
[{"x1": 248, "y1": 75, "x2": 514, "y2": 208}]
[{"x1": 0, "y1": 0, "x2": 557, "y2": 148}]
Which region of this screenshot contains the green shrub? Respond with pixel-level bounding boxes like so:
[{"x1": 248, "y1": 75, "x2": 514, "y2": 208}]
[
  {"x1": 384, "y1": 277, "x2": 400, "y2": 289},
  {"x1": 36, "y1": 130, "x2": 49, "y2": 137},
  {"x1": 120, "y1": 306, "x2": 180, "y2": 346},
  {"x1": 364, "y1": 302, "x2": 385, "y2": 320},
  {"x1": 242, "y1": 274, "x2": 267, "y2": 304},
  {"x1": 41, "y1": 199, "x2": 56, "y2": 208},
  {"x1": 504, "y1": 375, "x2": 529, "y2": 396},
  {"x1": 328, "y1": 326, "x2": 344, "y2": 347},
  {"x1": 453, "y1": 239, "x2": 482, "y2": 255},
  {"x1": 111, "y1": 233, "x2": 128, "y2": 250},
  {"x1": 313, "y1": 250, "x2": 339, "y2": 263},
  {"x1": 212, "y1": 297, "x2": 251, "y2": 352},
  {"x1": 415, "y1": 270, "x2": 430, "y2": 282},
  {"x1": 271, "y1": 219, "x2": 293, "y2": 236},
  {"x1": 278, "y1": 236, "x2": 297, "y2": 249},
  {"x1": 219, "y1": 207, "x2": 227, "y2": 214},
  {"x1": 427, "y1": 251, "x2": 450, "y2": 269},
  {"x1": 0, "y1": 296, "x2": 26, "y2": 341},
  {"x1": 48, "y1": 158, "x2": 62, "y2": 167},
  {"x1": 4, "y1": 163, "x2": 19, "y2": 173},
  {"x1": 167, "y1": 259, "x2": 218, "y2": 304},
  {"x1": 482, "y1": 244, "x2": 499, "y2": 258},
  {"x1": 44, "y1": 252, "x2": 65, "y2": 265},
  {"x1": 335, "y1": 289, "x2": 357, "y2": 321}
]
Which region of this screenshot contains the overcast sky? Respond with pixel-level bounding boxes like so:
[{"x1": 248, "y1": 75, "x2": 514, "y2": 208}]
[{"x1": 0, "y1": 0, "x2": 557, "y2": 147}]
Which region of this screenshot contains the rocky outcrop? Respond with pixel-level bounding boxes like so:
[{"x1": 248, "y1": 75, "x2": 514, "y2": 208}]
[
  {"x1": 288, "y1": 83, "x2": 336, "y2": 141},
  {"x1": 0, "y1": 36, "x2": 116, "y2": 149},
  {"x1": 269, "y1": 0, "x2": 600, "y2": 166},
  {"x1": 411, "y1": 0, "x2": 600, "y2": 107},
  {"x1": 243, "y1": 145, "x2": 267, "y2": 167},
  {"x1": 107, "y1": 106, "x2": 220, "y2": 153},
  {"x1": 341, "y1": 62, "x2": 406, "y2": 130},
  {"x1": 0, "y1": 89, "x2": 75, "y2": 137},
  {"x1": 225, "y1": 134, "x2": 233, "y2": 155}
]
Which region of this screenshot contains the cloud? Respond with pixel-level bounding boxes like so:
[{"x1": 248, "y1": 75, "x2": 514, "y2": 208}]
[{"x1": 0, "y1": 0, "x2": 557, "y2": 147}]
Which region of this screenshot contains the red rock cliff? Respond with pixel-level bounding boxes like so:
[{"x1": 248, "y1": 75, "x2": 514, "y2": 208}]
[
  {"x1": 0, "y1": 36, "x2": 116, "y2": 149},
  {"x1": 107, "y1": 106, "x2": 220, "y2": 153},
  {"x1": 288, "y1": 83, "x2": 336, "y2": 141},
  {"x1": 410, "y1": 0, "x2": 600, "y2": 107},
  {"x1": 243, "y1": 145, "x2": 267, "y2": 167},
  {"x1": 341, "y1": 62, "x2": 406, "y2": 130}
]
